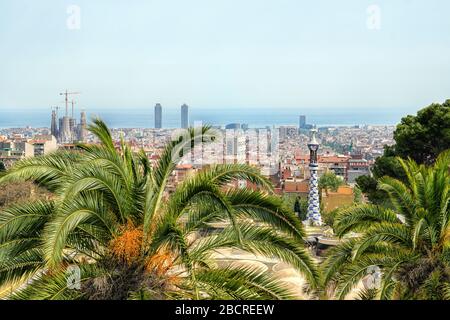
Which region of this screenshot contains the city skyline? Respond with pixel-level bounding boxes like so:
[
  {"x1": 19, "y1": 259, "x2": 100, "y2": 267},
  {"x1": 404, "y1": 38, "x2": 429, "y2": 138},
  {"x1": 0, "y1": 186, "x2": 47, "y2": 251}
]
[
  {"x1": 1, "y1": 1, "x2": 450, "y2": 110},
  {"x1": 0, "y1": 104, "x2": 416, "y2": 129},
  {"x1": 0, "y1": 91, "x2": 440, "y2": 130}
]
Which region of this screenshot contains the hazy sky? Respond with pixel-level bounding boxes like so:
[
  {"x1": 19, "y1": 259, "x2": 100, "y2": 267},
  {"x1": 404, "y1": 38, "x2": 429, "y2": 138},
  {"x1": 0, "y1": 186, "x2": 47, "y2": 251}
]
[{"x1": 1, "y1": 0, "x2": 450, "y2": 111}]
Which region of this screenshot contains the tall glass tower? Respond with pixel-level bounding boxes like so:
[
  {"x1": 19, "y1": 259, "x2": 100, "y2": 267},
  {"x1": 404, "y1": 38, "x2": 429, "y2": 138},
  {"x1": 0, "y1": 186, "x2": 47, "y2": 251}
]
[
  {"x1": 154, "y1": 103, "x2": 162, "y2": 129},
  {"x1": 307, "y1": 128, "x2": 322, "y2": 225},
  {"x1": 181, "y1": 104, "x2": 189, "y2": 129},
  {"x1": 299, "y1": 115, "x2": 306, "y2": 129}
]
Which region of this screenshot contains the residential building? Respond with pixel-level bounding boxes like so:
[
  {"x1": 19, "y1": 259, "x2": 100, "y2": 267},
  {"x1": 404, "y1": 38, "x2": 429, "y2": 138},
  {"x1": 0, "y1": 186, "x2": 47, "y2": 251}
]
[{"x1": 30, "y1": 135, "x2": 58, "y2": 156}]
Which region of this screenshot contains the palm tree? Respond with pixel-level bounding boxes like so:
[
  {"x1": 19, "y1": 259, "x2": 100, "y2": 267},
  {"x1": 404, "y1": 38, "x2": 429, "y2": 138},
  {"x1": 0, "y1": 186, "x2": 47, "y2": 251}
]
[
  {"x1": 322, "y1": 150, "x2": 450, "y2": 300},
  {"x1": 0, "y1": 119, "x2": 319, "y2": 300}
]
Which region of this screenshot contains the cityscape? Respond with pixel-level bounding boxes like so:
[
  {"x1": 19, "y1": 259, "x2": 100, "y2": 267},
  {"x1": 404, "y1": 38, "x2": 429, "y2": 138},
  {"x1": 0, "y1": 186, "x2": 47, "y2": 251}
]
[
  {"x1": 1, "y1": 95, "x2": 394, "y2": 194},
  {"x1": 0, "y1": 0, "x2": 449, "y2": 310}
]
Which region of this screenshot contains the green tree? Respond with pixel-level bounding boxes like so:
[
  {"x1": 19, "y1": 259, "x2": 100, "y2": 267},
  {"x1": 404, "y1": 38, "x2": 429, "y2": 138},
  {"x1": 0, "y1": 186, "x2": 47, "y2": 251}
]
[
  {"x1": 0, "y1": 161, "x2": 5, "y2": 172},
  {"x1": 357, "y1": 100, "x2": 450, "y2": 204},
  {"x1": 353, "y1": 186, "x2": 362, "y2": 204},
  {"x1": 356, "y1": 145, "x2": 406, "y2": 205},
  {"x1": 355, "y1": 175, "x2": 387, "y2": 205},
  {"x1": 371, "y1": 146, "x2": 406, "y2": 181},
  {"x1": 0, "y1": 119, "x2": 318, "y2": 300},
  {"x1": 322, "y1": 150, "x2": 450, "y2": 300},
  {"x1": 394, "y1": 100, "x2": 450, "y2": 165},
  {"x1": 294, "y1": 197, "x2": 308, "y2": 221},
  {"x1": 322, "y1": 207, "x2": 339, "y2": 227},
  {"x1": 294, "y1": 197, "x2": 301, "y2": 214},
  {"x1": 319, "y1": 171, "x2": 344, "y2": 193}
]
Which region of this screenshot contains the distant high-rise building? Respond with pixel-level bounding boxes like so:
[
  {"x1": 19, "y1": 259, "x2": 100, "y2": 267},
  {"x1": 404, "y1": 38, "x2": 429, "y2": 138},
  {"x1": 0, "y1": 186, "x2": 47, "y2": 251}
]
[
  {"x1": 181, "y1": 104, "x2": 189, "y2": 129},
  {"x1": 299, "y1": 115, "x2": 306, "y2": 129},
  {"x1": 154, "y1": 103, "x2": 162, "y2": 129},
  {"x1": 225, "y1": 130, "x2": 246, "y2": 164}
]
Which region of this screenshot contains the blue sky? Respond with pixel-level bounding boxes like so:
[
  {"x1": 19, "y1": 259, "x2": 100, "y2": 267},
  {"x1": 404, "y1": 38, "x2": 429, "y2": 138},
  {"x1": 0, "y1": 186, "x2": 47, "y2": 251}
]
[{"x1": 1, "y1": 0, "x2": 450, "y2": 112}]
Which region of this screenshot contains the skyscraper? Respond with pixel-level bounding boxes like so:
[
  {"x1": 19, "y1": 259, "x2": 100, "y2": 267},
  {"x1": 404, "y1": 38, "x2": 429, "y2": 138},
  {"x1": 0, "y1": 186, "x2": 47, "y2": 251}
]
[
  {"x1": 299, "y1": 115, "x2": 306, "y2": 129},
  {"x1": 181, "y1": 104, "x2": 189, "y2": 129},
  {"x1": 154, "y1": 103, "x2": 162, "y2": 129},
  {"x1": 306, "y1": 128, "x2": 322, "y2": 226}
]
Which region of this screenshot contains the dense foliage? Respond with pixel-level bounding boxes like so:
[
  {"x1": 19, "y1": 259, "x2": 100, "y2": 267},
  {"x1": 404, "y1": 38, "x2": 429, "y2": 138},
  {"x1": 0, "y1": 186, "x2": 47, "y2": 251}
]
[
  {"x1": 294, "y1": 197, "x2": 308, "y2": 221},
  {"x1": 0, "y1": 119, "x2": 318, "y2": 300},
  {"x1": 319, "y1": 172, "x2": 344, "y2": 193},
  {"x1": 323, "y1": 151, "x2": 450, "y2": 300},
  {"x1": 355, "y1": 175, "x2": 388, "y2": 205},
  {"x1": 358, "y1": 100, "x2": 450, "y2": 204},
  {"x1": 394, "y1": 100, "x2": 450, "y2": 165}
]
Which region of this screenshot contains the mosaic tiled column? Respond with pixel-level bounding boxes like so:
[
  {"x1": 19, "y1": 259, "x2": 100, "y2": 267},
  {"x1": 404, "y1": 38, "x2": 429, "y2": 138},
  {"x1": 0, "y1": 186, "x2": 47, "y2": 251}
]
[
  {"x1": 307, "y1": 128, "x2": 322, "y2": 226},
  {"x1": 307, "y1": 163, "x2": 322, "y2": 225}
]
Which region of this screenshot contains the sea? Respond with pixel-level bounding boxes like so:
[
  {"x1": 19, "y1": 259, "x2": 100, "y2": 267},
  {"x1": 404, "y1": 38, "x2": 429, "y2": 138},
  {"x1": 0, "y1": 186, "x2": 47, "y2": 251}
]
[{"x1": 0, "y1": 107, "x2": 415, "y2": 129}]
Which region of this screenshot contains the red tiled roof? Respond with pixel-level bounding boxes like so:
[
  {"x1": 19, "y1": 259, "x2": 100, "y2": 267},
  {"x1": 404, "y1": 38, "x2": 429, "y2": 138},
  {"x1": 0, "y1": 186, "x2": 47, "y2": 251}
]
[{"x1": 318, "y1": 155, "x2": 350, "y2": 163}]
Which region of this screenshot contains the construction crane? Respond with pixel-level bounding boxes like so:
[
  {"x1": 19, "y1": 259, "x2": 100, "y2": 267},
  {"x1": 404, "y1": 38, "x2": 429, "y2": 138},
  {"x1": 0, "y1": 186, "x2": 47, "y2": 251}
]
[{"x1": 59, "y1": 90, "x2": 80, "y2": 117}]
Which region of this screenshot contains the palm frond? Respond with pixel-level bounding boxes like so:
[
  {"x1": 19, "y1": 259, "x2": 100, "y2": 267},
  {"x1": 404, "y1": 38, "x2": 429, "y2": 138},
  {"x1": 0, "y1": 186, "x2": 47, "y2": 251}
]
[
  {"x1": 225, "y1": 189, "x2": 306, "y2": 242},
  {"x1": 333, "y1": 204, "x2": 399, "y2": 238},
  {"x1": 10, "y1": 264, "x2": 99, "y2": 300},
  {"x1": 235, "y1": 223, "x2": 320, "y2": 288},
  {"x1": 195, "y1": 266, "x2": 297, "y2": 300},
  {"x1": 86, "y1": 118, "x2": 115, "y2": 152},
  {"x1": 351, "y1": 223, "x2": 411, "y2": 261},
  {"x1": 0, "y1": 152, "x2": 81, "y2": 191},
  {"x1": 200, "y1": 164, "x2": 273, "y2": 191},
  {"x1": 42, "y1": 193, "x2": 117, "y2": 268},
  {"x1": 143, "y1": 126, "x2": 218, "y2": 236},
  {"x1": 356, "y1": 287, "x2": 379, "y2": 300},
  {"x1": 378, "y1": 176, "x2": 415, "y2": 225}
]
